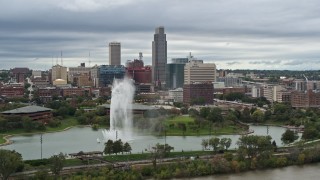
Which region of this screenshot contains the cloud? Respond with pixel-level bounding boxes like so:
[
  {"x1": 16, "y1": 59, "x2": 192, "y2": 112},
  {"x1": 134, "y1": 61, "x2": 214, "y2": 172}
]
[
  {"x1": 1, "y1": 0, "x2": 320, "y2": 70},
  {"x1": 249, "y1": 60, "x2": 282, "y2": 65},
  {"x1": 226, "y1": 61, "x2": 241, "y2": 66}
]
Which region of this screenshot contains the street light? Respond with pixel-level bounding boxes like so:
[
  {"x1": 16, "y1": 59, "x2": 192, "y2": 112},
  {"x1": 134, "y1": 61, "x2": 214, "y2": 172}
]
[{"x1": 40, "y1": 133, "x2": 43, "y2": 159}]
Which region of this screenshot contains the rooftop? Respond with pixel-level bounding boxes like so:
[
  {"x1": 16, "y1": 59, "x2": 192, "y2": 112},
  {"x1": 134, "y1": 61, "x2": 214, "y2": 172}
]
[
  {"x1": 101, "y1": 103, "x2": 157, "y2": 111},
  {"x1": 1, "y1": 105, "x2": 52, "y2": 114}
]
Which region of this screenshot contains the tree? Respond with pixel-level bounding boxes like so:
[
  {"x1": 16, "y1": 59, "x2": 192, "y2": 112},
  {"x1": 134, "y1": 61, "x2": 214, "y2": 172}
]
[
  {"x1": 241, "y1": 107, "x2": 252, "y2": 122},
  {"x1": 49, "y1": 152, "x2": 65, "y2": 177},
  {"x1": 123, "y1": 142, "x2": 132, "y2": 154},
  {"x1": 225, "y1": 111, "x2": 238, "y2": 122},
  {"x1": 281, "y1": 129, "x2": 299, "y2": 144},
  {"x1": 207, "y1": 107, "x2": 224, "y2": 124},
  {"x1": 113, "y1": 139, "x2": 124, "y2": 155},
  {"x1": 220, "y1": 138, "x2": 232, "y2": 151},
  {"x1": 201, "y1": 139, "x2": 209, "y2": 150},
  {"x1": 104, "y1": 139, "x2": 114, "y2": 155},
  {"x1": 302, "y1": 126, "x2": 319, "y2": 140},
  {"x1": 0, "y1": 150, "x2": 24, "y2": 180},
  {"x1": 252, "y1": 109, "x2": 264, "y2": 123},
  {"x1": 237, "y1": 135, "x2": 273, "y2": 159},
  {"x1": 200, "y1": 107, "x2": 211, "y2": 118},
  {"x1": 146, "y1": 143, "x2": 174, "y2": 169},
  {"x1": 209, "y1": 137, "x2": 220, "y2": 152},
  {"x1": 22, "y1": 116, "x2": 35, "y2": 132},
  {"x1": 188, "y1": 108, "x2": 199, "y2": 117}
]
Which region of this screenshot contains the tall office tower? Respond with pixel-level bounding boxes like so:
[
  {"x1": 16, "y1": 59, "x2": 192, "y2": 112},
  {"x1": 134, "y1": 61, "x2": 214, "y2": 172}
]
[
  {"x1": 109, "y1": 42, "x2": 121, "y2": 65},
  {"x1": 51, "y1": 64, "x2": 67, "y2": 82},
  {"x1": 152, "y1": 26, "x2": 167, "y2": 85}
]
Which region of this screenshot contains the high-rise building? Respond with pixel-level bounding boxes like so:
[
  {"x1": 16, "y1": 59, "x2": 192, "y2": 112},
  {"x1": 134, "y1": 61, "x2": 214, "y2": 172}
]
[
  {"x1": 184, "y1": 60, "x2": 216, "y2": 84},
  {"x1": 152, "y1": 26, "x2": 167, "y2": 84},
  {"x1": 109, "y1": 42, "x2": 121, "y2": 65},
  {"x1": 51, "y1": 64, "x2": 67, "y2": 82},
  {"x1": 166, "y1": 58, "x2": 188, "y2": 89}
]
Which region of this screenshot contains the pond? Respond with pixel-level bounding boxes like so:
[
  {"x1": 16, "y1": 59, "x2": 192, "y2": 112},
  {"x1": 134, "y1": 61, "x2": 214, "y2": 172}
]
[{"x1": 1, "y1": 125, "x2": 290, "y2": 160}]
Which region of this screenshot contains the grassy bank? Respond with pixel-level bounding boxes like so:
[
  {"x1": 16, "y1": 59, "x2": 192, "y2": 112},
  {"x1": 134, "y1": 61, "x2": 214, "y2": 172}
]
[
  {"x1": 163, "y1": 116, "x2": 246, "y2": 136},
  {"x1": 0, "y1": 117, "x2": 78, "y2": 145},
  {"x1": 24, "y1": 150, "x2": 216, "y2": 169}
]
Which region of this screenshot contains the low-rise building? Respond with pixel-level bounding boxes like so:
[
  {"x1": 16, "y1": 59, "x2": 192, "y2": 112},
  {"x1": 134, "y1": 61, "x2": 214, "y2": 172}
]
[
  {"x1": 291, "y1": 90, "x2": 320, "y2": 108},
  {"x1": 169, "y1": 88, "x2": 183, "y2": 102},
  {"x1": 1, "y1": 105, "x2": 53, "y2": 123}
]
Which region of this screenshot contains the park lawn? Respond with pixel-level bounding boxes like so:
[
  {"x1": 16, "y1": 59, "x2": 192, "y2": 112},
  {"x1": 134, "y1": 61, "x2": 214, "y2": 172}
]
[
  {"x1": 165, "y1": 115, "x2": 194, "y2": 125},
  {"x1": 0, "y1": 134, "x2": 6, "y2": 144},
  {"x1": 46, "y1": 116, "x2": 78, "y2": 132},
  {"x1": 164, "y1": 124, "x2": 244, "y2": 136},
  {"x1": 163, "y1": 115, "x2": 246, "y2": 136}
]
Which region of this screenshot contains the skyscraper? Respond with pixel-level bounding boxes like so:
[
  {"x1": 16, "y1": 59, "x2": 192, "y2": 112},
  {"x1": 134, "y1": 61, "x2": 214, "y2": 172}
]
[
  {"x1": 152, "y1": 26, "x2": 167, "y2": 84},
  {"x1": 109, "y1": 42, "x2": 121, "y2": 65}
]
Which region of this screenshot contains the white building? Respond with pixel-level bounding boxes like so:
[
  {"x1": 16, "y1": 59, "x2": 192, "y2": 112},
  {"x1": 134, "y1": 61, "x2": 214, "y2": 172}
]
[
  {"x1": 168, "y1": 88, "x2": 183, "y2": 102},
  {"x1": 184, "y1": 60, "x2": 216, "y2": 84},
  {"x1": 51, "y1": 64, "x2": 67, "y2": 82}
]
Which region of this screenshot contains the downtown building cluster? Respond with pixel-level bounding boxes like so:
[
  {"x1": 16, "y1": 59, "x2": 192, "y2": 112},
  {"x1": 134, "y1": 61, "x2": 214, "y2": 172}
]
[{"x1": 1, "y1": 26, "x2": 320, "y2": 108}]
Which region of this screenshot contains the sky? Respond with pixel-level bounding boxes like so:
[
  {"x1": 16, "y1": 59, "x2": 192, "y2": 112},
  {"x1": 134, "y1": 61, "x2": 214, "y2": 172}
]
[{"x1": 1, "y1": 0, "x2": 320, "y2": 70}]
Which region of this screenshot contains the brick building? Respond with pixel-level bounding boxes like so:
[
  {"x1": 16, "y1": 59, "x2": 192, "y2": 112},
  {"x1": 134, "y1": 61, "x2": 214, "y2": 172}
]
[
  {"x1": 11, "y1": 68, "x2": 29, "y2": 83},
  {"x1": 183, "y1": 83, "x2": 213, "y2": 104},
  {"x1": 291, "y1": 90, "x2": 320, "y2": 108},
  {"x1": 0, "y1": 86, "x2": 24, "y2": 98}
]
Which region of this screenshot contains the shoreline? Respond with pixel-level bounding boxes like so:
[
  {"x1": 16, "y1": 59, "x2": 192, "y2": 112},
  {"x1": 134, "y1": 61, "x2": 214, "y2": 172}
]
[{"x1": 0, "y1": 125, "x2": 91, "y2": 147}]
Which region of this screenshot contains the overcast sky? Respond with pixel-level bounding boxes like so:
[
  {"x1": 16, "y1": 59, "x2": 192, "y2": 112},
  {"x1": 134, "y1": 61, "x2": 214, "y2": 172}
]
[{"x1": 1, "y1": 0, "x2": 320, "y2": 70}]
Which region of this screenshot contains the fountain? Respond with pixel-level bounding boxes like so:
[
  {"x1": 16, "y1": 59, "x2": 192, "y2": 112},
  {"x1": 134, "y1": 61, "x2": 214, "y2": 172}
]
[{"x1": 102, "y1": 77, "x2": 135, "y2": 141}]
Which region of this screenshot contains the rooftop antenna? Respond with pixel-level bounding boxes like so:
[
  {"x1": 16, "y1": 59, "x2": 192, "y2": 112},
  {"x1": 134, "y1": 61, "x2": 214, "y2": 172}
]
[
  {"x1": 89, "y1": 51, "x2": 91, "y2": 66},
  {"x1": 139, "y1": 52, "x2": 143, "y2": 61},
  {"x1": 60, "y1": 51, "x2": 63, "y2": 66},
  {"x1": 56, "y1": 56, "x2": 58, "y2": 65}
]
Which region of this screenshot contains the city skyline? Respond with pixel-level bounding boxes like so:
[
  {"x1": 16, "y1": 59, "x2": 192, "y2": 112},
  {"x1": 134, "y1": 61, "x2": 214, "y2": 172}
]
[{"x1": 1, "y1": 0, "x2": 320, "y2": 70}]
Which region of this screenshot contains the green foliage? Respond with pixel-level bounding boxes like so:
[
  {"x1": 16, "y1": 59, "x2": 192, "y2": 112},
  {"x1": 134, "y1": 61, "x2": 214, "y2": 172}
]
[
  {"x1": 25, "y1": 159, "x2": 50, "y2": 166},
  {"x1": 123, "y1": 142, "x2": 132, "y2": 154},
  {"x1": 200, "y1": 107, "x2": 210, "y2": 118},
  {"x1": 104, "y1": 139, "x2": 114, "y2": 155},
  {"x1": 0, "y1": 150, "x2": 24, "y2": 180},
  {"x1": 237, "y1": 135, "x2": 273, "y2": 159},
  {"x1": 241, "y1": 107, "x2": 252, "y2": 122},
  {"x1": 252, "y1": 109, "x2": 264, "y2": 123},
  {"x1": 281, "y1": 129, "x2": 299, "y2": 144},
  {"x1": 201, "y1": 139, "x2": 209, "y2": 150},
  {"x1": 209, "y1": 137, "x2": 220, "y2": 152},
  {"x1": 22, "y1": 116, "x2": 34, "y2": 132},
  {"x1": 302, "y1": 125, "x2": 319, "y2": 140},
  {"x1": 33, "y1": 166, "x2": 51, "y2": 180},
  {"x1": 49, "y1": 152, "x2": 65, "y2": 177},
  {"x1": 207, "y1": 107, "x2": 224, "y2": 123},
  {"x1": 224, "y1": 92, "x2": 245, "y2": 101},
  {"x1": 91, "y1": 124, "x2": 99, "y2": 131},
  {"x1": 146, "y1": 143, "x2": 174, "y2": 169}
]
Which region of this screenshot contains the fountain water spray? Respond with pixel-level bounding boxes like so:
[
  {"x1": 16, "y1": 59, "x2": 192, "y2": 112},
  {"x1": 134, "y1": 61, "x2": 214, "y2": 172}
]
[{"x1": 102, "y1": 78, "x2": 135, "y2": 141}]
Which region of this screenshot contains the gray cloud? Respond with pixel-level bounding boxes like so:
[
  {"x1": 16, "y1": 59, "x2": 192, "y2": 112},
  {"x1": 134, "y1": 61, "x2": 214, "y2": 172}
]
[{"x1": 1, "y1": 0, "x2": 320, "y2": 70}]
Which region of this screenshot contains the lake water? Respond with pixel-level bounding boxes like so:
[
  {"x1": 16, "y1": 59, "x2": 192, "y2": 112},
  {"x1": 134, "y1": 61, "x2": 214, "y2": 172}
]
[
  {"x1": 1, "y1": 125, "x2": 289, "y2": 160},
  {"x1": 190, "y1": 163, "x2": 320, "y2": 180}
]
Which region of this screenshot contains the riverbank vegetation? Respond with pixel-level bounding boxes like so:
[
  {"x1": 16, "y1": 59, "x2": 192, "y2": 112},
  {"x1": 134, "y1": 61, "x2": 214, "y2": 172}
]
[{"x1": 5, "y1": 134, "x2": 320, "y2": 180}]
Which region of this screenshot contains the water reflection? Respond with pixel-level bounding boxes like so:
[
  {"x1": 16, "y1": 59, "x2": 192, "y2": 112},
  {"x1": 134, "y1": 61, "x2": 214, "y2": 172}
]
[{"x1": 1, "y1": 125, "x2": 292, "y2": 160}]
